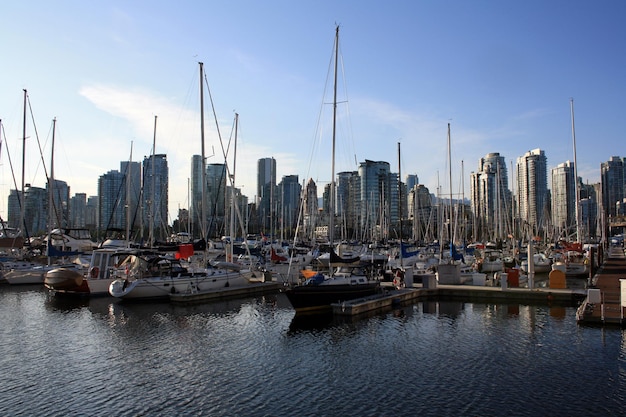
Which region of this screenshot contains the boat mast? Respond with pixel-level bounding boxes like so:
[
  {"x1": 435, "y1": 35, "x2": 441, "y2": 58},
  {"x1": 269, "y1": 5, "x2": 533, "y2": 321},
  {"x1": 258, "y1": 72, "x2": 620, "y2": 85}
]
[
  {"x1": 47, "y1": 118, "x2": 56, "y2": 264},
  {"x1": 149, "y1": 115, "x2": 157, "y2": 247},
  {"x1": 199, "y1": 62, "x2": 207, "y2": 265},
  {"x1": 447, "y1": 122, "x2": 453, "y2": 258},
  {"x1": 126, "y1": 142, "x2": 133, "y2": 248},
  {"x1": 228, "y1": 113, "x2": 238, "y2": 262},
  {"x1": 570, "y1": 98, "x2": 581, "y2": 242},
  {"x1": 20, "y1": 89, "x2": 27, "y2": 239},
  {"x1": 398, "y1": 141, "x2": 403, "y2": 266},
  {"x1": 329, "y1": 25, "x2": 339, "y2": 250}
]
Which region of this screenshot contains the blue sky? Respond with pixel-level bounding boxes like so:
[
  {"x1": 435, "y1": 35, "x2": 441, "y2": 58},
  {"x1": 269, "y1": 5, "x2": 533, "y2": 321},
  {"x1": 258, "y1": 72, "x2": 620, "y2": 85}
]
[{"x1": 1, "y1": 1, "x2": 624, "y2": 222}]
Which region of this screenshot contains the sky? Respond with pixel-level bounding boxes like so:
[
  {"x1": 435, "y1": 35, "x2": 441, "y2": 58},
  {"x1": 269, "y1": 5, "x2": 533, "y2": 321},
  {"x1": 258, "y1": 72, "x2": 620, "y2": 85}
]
[{"x1": 1, "y1": 1, "x2": 625, "y2": 224}]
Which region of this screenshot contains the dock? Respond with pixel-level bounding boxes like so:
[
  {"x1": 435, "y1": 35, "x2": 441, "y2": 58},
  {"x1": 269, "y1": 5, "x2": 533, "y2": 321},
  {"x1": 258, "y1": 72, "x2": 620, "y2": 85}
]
[
  {"x1": 170, "y1": 282, "x2": 281, "y2": 305},
  {"x1": 576, "y1": 247, "x2": 626, "y2": 326},
  {"x1": 332, "y1": 282, "x2": 586, "y2": 316}
]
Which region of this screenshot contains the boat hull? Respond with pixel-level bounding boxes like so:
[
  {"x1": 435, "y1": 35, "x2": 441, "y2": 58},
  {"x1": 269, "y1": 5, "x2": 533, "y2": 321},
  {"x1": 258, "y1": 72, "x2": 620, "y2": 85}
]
[
  {"x1": 551, "y1": 262, "x2": 589, "y2": 278},
  {"x1": 44, "y1": 267, "x2": 84, "y2": 291},
  {"x1": 109, "y1": 272, "x2": 251, "y2": 300},
  {"x1": 284, "y1": 282, "x2": 381, "y2": 314},
  {"x1": 4, "y1": 267, "x2": 48, "y2": 285}
]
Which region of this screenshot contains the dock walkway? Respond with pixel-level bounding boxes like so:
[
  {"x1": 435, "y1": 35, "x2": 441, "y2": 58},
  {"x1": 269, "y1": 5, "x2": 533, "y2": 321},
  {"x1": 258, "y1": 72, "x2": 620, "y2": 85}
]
[
  {"x1": 332, "y1": 278, "x2": 586, "y2": 317},
  {"x1": 576, "y1": 246, "x2": 626, "y2": 326}
]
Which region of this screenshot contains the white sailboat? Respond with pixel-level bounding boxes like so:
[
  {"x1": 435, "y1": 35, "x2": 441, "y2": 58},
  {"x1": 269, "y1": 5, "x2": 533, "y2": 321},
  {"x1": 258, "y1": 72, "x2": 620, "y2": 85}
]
[
  {"x1": 6, "y1": 107, "x2": 84, "y2": 285},
  {"x1": 108, "y1": 64, "x2": 259, "y2": 300},
  {"x1": 550, "y1": 99, "x2": 589, "y2": 278}
]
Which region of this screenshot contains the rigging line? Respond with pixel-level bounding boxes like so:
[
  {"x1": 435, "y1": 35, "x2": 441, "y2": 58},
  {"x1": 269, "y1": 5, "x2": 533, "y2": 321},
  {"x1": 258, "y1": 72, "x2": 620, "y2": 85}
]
[
  {"x1": 26, "y1": 94, "x2": 50, "y2": 185},
  {"x1": 0, "y1": 121, "x2": 21, "y2": 213}
]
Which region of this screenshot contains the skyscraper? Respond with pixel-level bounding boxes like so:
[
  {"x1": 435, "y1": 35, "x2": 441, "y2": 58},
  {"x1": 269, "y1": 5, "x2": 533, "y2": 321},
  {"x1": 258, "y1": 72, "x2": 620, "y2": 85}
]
[
  {"x1": 257, "y1": 157, "x2": 276, "y2": 234},
  {"x1": 277, "y1": 174, "x2": 301, "y2": 236},
  {"x1": 516, "y1": 149, "x2": 548, "y2": 234},
  {"x1": 206, "y1": 163, "x2": 226, "y2": 236},
  {"x1": 190, "y1": 154, "x2": 204, "y2": 235},
  {"x1": 302, "y1": 178, "x2": 318, "y2": 241},
  {"x1": 551, "y1": 160, "x2": 576, "y2": 238},
  {"x1": 98, "y1": 169, "x2": 125, "y2": 234},
  {"x1": 470, "y1": 152, "x2": 511, "y2": 240},
  {"x1": 142, "y1": 154, "x2": 169, "y2": 242},
  {"x1": 358, "y1": 159, "x2": 391, "y2": 240},
  {"x1": 600, "y1": 156, "x2": 625, "y2": 220},
  {"x1": 70, "y1": 193, "x2": 87, "y2": 228}
]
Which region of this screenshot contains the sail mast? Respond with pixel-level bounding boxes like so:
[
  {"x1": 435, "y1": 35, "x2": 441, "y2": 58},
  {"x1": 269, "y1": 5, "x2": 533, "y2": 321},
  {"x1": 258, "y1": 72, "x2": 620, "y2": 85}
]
[
  {"x1": 570, "y1": 98, "x2": 581, "y2": 242},
  {"x1": 447, "y1": 122, "x2": 453, "y2": 253},
  {"x1": 148, "y1": 115, "x2": 157, "y2": 247},
  {"x1": 228, "y1": 113, "x2": 239, "y2": 261},
  {"x1": 199, "y1": 62, "x2": 207, "y2": 264},
  {"x1": 47, "y1": 118, "x2": 56, "y2": 264},
  {"x1": 329, "y1": 25, "x2": 339, "y2": 247},
  {"x1": 20, "y1": 89, "x2": 27, "y2": 238},
  {"x1": 126, "y1": 142, "x2": 133, "y2": 248},
  {"x1": 398, "y1": 141, "x2": 403, "y2": 266}
]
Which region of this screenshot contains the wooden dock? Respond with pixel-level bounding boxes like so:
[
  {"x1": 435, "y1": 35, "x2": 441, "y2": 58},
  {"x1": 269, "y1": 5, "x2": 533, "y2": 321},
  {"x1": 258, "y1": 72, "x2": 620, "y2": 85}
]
[
  {"x1": 170, "y1": 282, "x2": 281, "y2": 305},
  {"x1": 576, "y1": 247, "x2": 626, "y2": 327},
  {"x1": 332, "y1": 281, "x2": 586, "y2": 316}
]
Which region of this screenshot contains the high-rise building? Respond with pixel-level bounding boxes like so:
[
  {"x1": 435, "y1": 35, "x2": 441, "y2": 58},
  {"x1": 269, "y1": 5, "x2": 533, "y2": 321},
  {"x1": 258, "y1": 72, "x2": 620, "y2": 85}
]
[
  {"x1": 551, "y1": 161, "x2": 576, "y2": 238},
  {"x1": 7, "y1": 185, "x2": 47, "y2": 236},
  {"x1": 516, "y1": 149, "x2": 548, "y2": 234},
  {"x1": 190, "y1": 154, "x2": 204, "y2": 236},
  {"x1": 408, "y1": 184, "x2": 433, "y2": 242},
  {"x1": 336, "y1": 171, "x2": 360, "y2": 239},
  {"x1": 7, "y1": 189, "x2": 22, "y2": 230},
  {"x1": 142, "y1": 154, "x2": 168, "y2": 242},
  {"x1": 358, "y1": 160, "x2": 391, "y2": 240},
  {"x1": 470, "y1": 152, "x2": 511, "y2": 240},
  {"x1": 97, "y1": 170, "x2": 125, "y2": 233},
  {"x1": 206, "y1": 163, "x2": 226, "y2": 237},
  {"x1": 600, "y1": 156, "x2": 625, "y2": 220},
  {"x1": 70, "y1": 193, "x2": 87, "y2": 228},
  {"x1": 302, "y1": 178, "x2": 318, "y2": 241},
  {"x1": 277, "y1": 175, "x2": 301, "y2": 236},
  {"x1": 405, "y1": 174, "x2": 418, "y2": 192},
  {"x1": 257, "y1": 157, "x2": 276, "y2": 234},
  {"x1": 86, "y1": 196, "x2": 98, "y2": 231},
  {"x1": 580, "y1": 182, "x2": 599, "y2": 241},
  {"x1": 48, "y1": 179, "x2": 70, "y2": 229}
]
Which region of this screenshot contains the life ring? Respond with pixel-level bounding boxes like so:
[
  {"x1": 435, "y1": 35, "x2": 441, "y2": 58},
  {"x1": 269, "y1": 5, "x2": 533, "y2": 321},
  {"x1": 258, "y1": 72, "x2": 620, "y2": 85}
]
[{"x1": 90, "y1": 267, "x2": 99, "y2": 278}]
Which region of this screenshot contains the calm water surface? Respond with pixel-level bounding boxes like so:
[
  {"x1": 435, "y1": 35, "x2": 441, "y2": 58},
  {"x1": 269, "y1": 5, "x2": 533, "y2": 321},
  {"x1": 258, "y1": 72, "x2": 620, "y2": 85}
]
[{"x1": 0, "y1": 284, "x2": 624, "y2": 416}]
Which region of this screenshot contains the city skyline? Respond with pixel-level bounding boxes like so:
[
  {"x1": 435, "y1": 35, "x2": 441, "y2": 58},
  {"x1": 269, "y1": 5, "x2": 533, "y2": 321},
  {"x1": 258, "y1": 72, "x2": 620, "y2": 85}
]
[
  {"x1": 7, "y1": 150, "x2": 618, "y2": 240},
  {"x1": 1, "y1": 2, "x2": 624, "y2": 221}
]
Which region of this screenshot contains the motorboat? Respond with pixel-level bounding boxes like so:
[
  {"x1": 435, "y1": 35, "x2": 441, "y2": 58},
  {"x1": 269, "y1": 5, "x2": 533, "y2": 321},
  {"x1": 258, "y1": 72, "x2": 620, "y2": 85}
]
[
  {"x1": 44, "y1": 247, "x2": 141, "y2": 296},
  {"x1": 520, "y1": 252, "x2": 552, "y2": 274},
  {"x1": 477, "y1": 249, "x2": 504, "y2": 273},
  {"x1": 551, "y1": 250, "x2": 589, "y2": 278}
]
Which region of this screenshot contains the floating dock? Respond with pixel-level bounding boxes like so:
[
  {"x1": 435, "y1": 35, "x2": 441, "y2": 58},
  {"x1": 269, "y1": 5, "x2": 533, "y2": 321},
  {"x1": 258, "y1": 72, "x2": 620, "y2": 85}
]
[
  {"x1": 576, "y1": 247, "x2": 626, "y2": 327},
  {"x1": 332, "y1": 284, "x2": 585, "y2": 316},
  {"x1": 170, "y1": 282, "x2": 281, "y2": 305}
]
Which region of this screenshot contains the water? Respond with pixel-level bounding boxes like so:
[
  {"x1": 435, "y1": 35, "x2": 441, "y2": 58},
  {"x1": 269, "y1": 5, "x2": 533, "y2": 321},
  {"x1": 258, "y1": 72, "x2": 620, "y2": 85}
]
[{"x1": 1, "y1": 284, "x2": 624, "y2": 417}]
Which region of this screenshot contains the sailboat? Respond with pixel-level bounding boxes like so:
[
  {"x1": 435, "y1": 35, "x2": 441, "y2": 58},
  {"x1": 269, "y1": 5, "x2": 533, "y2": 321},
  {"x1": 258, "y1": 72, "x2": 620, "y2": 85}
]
[
  {"x1": 283, "y1": 26, "x2": 381, "y2": 314},
  {"x1": 6, "y1": 105, "x2": 85, "y2": 285},
  {"x1": 45, "y1": 144, "x2": 139, "y2": 296},
  {"x1": 550, "y1": 99, "x2": 589, "y2": 278},
  {"x1": 108, "y1": 64, "x2": 260, "y2": 300}
]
